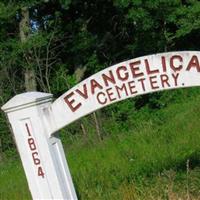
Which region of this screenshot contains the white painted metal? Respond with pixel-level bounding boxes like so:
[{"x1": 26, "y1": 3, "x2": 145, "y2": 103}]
[
  {"x1": 50, "y1": 51, "x2": 200, "y2": 134},
  {"x1": 1, "y1": 92, "x2": 78, "y2": 200}
]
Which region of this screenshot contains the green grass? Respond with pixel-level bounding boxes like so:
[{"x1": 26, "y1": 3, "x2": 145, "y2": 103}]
[
  {"x1": 0, "y1": 160, "x2": 31, "y2": 200},
  {"x1": 1, "y1": 94, "x2": 200, "y2": 199},
  {"x1": 67, "y1": 95, "x2": 200, "y2": 199}
]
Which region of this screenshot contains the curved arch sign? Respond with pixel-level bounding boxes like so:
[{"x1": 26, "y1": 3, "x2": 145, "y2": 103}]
[
  {"x1": 51, "y1": 51, "x2": 200, "y2": 133},
  {"x1": 2, "y1": 51, "x2": 200, "y2": 200}
]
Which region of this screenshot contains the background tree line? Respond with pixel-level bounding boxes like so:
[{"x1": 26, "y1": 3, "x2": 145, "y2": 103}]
[{"x1": 1, "y1": 0, "x2": 200, "y2": 158}]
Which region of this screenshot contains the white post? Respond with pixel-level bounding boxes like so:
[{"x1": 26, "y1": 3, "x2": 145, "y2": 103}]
[{"x1": 1, "y1": 92, "x2": 78, "y2": 200}]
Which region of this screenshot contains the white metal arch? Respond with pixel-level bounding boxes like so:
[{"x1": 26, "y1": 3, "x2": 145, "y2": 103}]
[{"x1": 50, "y1": 51, "x2": 200, "y2": 134}]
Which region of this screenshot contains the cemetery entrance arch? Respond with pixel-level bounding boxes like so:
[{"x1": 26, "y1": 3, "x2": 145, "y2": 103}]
[{"x1": 2, "y1": 51, "x2": 200, "y2": 199}]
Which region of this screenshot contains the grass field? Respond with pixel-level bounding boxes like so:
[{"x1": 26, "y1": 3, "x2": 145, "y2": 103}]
[{"x1": 1, "y1": 92, "x2": 200, "y2": 199}]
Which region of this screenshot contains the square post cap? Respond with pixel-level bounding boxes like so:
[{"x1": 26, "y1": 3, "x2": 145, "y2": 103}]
[{"x1": 1, "y1": 92, "x2": 53, "y2": 113}]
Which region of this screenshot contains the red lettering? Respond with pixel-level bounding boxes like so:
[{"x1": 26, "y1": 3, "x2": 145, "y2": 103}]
[
  {"x1": 161, "y1": 56, "x2": 167, "y2": 72},
  {"x1": 116, "y1": 66, "x2": 129, "y2": 81},
  {"x1": 115, "y1": 84, "x2": 128, "y2": 98},
  {"x1": 186, "y1": 55, "x2": 200, "y2": 72},
  {"x1": 91, "y1": 79, "x2": 103, "y2": 94},
  {"x1": 28, "y1": 138, "x2": 36, "y2": 151},
  {"x1": 170, "y1": 55, "x2": 183, "y2": 71},
  {"x1": 97, "y1": 92, "x2": 107, "y2": 105},
  {"x1": 144, "y1": 59, "x2": 159, "y2": 75},
  {"x1": 25, "y1": 123, "x2": 31, "y2": 136},
  {"x1": 128, "y1": 81, "x2": 137, "y2": 95},
  {"x1": 138, "y1": 78, "x2": 146, "y2": 91},
  {"x1": 160, "y1": 74, "x2": 170, "y2": 88},
  {"x1": 106, "y1": 88, "x2": 116, "y2": 102},
  {"x1": 32, "y1": 152, "x2": 40, "y2": 165},
  {"x1": 129, "y1": 60, "x2": 144, "y2": 78},
  {"x1": 38, "y1": 167, "x2": 45, "y2": 178},
  {"x1": 172, "y1": 73, "x2": 179, "y2": 86},
  {"x1": 102, "y1": 70, "x2": 116, "y2": 86},
  {"x1": 25, "y1": 123, "x2": 44, "y2": 178},
  {"x1": 149, "y1": 76, "x2": 159, "y2": 89},
  {"x1": 76, "y1": 84, "x2": 88, "y2": 99},
  {"x1": 64, "y1": 92, "x2": 82, "y2": 112}
]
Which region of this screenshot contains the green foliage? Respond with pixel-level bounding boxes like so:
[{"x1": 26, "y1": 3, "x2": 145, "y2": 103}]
[
  {"x1": 50, "y1": 64, "x2": 76, "y2": 94},
  {"x1": 173, "y1": 1, "x2": 200, "y2": 38},
  {"x1": 1, "y1": 2, "x2": 200, "y2": 195},
  {"x1": 0, "y1": 160, "x2": 31, "y2": 200},
  {"x1": 59, "y1": 0, "x2": 71, "y2": 9},
  {"x1": 0, "y1": 2, "x2": 18, "y2": 20}
]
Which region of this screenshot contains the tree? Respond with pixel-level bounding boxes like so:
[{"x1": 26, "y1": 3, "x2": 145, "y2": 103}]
[
  {"x1": 1, "y1": 0, "x2": 200, "y2": 156},
  {"x1": 19, "y1": 6, "x2": 37, "y2": 91}
]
